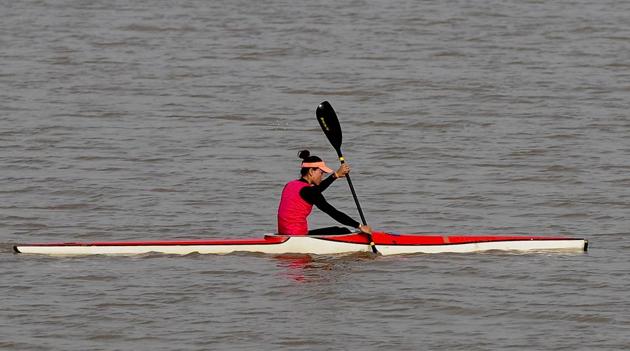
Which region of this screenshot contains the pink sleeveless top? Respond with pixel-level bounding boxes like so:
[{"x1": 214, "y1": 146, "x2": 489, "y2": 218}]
[{"x1": 277, "y1": 180, "x2": 313, "y2": 235}]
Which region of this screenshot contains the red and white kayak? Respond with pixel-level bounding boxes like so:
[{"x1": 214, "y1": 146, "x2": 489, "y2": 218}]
[{"x1": 13, "y1": 232, "x2": 588, "y2": 256}]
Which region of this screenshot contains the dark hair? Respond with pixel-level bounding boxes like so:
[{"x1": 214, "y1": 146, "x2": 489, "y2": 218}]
[{"x1": 298, "y1": 150, "x2": 322, "y2": 176}]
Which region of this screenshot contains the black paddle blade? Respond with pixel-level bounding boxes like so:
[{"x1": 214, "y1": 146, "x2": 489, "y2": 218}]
[{"x1": 316, "y1": 101, "x2": 343, "y2": 156}]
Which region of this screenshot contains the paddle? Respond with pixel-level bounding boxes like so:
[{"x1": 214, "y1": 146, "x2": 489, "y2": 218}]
[{"x1": 316, "y1": 101, "x2": 378, "y2": 254}]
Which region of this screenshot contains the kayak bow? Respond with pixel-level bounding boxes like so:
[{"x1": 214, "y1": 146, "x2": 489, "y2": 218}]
[{"x1": 13, "y1": 232, "x2": 588, "y2": 256}]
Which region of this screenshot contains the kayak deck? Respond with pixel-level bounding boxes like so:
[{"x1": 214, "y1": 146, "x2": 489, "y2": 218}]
[{"x1": 13, "y1": 232, "x2": 588, "y2": 256}]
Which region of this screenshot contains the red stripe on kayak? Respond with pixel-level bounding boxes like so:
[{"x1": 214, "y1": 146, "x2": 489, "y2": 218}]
[
  {"x1": 445, "y1": 235, "x2": 571, "y2": 244},
  {"x1": 18, "y1": 235, "x2": 289, "y2": 247},
  {"x1": 316, "y1": 232, "x2": 581, "y2": 246}
]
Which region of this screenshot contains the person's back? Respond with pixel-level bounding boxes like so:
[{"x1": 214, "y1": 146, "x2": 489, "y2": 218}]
[
  {"x1": 277, "y1": 179, "x2": 312, "y2": 235},
  {"x1": 276, "y1": 150, "x2": 372, "y2": 236}
]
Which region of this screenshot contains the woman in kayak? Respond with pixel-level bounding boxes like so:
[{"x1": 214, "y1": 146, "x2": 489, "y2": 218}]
[{"x1": 277, "y1": 150, "x2": 372, "y2": 236}]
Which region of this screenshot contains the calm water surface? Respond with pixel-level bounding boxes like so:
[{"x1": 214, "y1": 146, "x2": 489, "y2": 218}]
[{"x1": 1, "y1": 0, "x2": 629, "y2": 350}]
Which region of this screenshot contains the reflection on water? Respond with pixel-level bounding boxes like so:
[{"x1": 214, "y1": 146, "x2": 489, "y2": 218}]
[
  {"x1": 274, "y1": 254, "x2": 314, "y2": 282},
  {"x1": 274, "y1": 252, "x2": 382, "y2": 283}
]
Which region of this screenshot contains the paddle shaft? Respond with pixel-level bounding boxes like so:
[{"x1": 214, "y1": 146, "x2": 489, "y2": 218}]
[
  {"x1": 337, "y1": 153, "x2": 377, "y2": 254},
  {"x1": 337, "y1": 155, "x2": 367, "y2": 225}
]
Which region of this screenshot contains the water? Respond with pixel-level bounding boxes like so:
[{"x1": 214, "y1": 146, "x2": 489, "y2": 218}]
[{"x1": 1, "y1": 0, "x2": 629, "y2": 349}]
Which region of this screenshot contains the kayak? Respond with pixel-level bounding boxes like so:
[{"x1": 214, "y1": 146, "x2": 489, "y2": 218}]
[{"x1": 13, "y1": 232, "x2": 588, "y2": 256}]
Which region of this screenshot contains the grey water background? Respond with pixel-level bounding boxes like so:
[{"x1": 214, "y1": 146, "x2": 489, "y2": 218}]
[{"x1": 1, "y1": 0, "x2": 629, "y2": 349}]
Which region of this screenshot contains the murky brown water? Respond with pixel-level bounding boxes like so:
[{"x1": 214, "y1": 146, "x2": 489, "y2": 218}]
[{"x1": 2, "y1": 0, "x2": 629, "y2": 350}]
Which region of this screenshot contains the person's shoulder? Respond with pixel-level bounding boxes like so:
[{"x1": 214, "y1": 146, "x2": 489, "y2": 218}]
[{"x1": 300, "y1": 183, "x2": 317, "y2": 194}]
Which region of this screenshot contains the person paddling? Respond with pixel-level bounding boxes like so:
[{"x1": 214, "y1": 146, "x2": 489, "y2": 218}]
[{"x1": 277, "y1": 150, "x2": 373, "y2": 236}]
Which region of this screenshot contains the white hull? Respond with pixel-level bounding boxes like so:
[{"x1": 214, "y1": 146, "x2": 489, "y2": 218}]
[
  {"x1": 14, "y1": 233, "x2": 588, "y2": 256},
  {"x1": 376, "y1": 239, "x2": 586, "y2": 255},
  {"x1": 16, "y1": 236, "x2": 368, "y2": 256}
]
